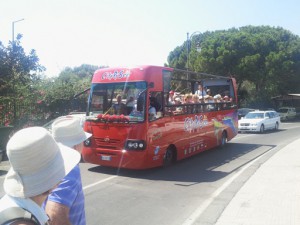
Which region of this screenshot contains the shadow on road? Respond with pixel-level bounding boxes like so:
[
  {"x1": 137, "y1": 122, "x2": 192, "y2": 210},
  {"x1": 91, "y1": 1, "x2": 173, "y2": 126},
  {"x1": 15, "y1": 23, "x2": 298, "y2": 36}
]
[{"x1": 88, "y1": 142, "x2": 276, "y2": 184}]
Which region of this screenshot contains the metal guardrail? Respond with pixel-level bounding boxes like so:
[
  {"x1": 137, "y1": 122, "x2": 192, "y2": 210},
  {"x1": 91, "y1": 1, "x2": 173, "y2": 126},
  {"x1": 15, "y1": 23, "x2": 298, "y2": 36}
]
[{"x1": 0, "y1": 126, "x2": 14, "y2": 159}]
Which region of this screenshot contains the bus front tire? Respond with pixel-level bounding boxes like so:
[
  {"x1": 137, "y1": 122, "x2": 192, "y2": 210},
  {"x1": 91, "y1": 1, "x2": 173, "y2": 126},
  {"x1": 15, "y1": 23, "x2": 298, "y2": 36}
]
[
  {"x1": 220, "y1": 131, "x2": 227, "y2": 148},
  {"x1": 163, "y1": 147, "x2": 175, "y2": 167}
]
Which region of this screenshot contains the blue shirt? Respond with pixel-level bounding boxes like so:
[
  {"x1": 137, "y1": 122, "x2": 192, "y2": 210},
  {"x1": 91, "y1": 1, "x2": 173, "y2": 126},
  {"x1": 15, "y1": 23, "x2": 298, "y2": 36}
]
[
  {"x1": 195, "y1": 89, "x2": 207, "y2": 96},
  {"x1": 45, "y1": 165, "x2": 86, "y2": 225}
]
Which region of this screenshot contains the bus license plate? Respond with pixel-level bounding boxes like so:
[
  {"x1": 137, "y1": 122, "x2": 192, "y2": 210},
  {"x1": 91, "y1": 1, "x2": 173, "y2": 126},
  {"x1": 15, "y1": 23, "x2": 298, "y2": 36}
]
[{"x1": 101, "y1": 155, "x2": 111, "y2": 161}]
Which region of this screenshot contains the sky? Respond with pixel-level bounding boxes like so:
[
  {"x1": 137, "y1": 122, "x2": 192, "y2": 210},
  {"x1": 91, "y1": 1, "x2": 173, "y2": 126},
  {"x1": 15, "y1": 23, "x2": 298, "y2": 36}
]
[{"x1": 1, "y1": 0, "x2": 300, "y2": 77}]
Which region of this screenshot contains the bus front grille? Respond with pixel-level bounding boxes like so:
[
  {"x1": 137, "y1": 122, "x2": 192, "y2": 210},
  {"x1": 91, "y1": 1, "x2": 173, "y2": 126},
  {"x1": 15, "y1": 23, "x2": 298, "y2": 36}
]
[{"x1": 94, "y1": 138, "x2": 121, "y2": 149}]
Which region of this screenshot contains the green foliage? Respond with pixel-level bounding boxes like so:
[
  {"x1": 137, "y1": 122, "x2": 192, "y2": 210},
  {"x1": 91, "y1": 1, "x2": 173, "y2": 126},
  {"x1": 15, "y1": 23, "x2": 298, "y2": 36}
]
[
  {"x1": 32, "y1": 64, "x2": 105, "y2": 114},
  {"x1": 0, "y1": 35, "x2": 46, "y2": 127},
  {"x1": 0, "y1": 34, "x2": 45, "y2": 97},
  {"x1": 168, "y1": 26, "x2": 300, "y2": 108},
  {"x1": 0, "y1": 35, "x2": 105, "y2": 126}
]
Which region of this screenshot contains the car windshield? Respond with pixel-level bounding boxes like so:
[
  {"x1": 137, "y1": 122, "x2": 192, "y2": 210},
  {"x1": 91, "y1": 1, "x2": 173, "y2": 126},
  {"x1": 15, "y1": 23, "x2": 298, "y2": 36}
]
[
  {"x1": 245, "y1": 112, "x2": 264, "y2": 119},
  {"x1": 278, "y1": 108, "x2": 288, "y2": 113}
]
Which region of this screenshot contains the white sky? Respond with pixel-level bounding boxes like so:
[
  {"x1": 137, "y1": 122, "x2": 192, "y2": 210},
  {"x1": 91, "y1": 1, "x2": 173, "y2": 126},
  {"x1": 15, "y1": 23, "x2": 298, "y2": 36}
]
[{"x1": 1, "y1": 0, "x2": 299, "y2": 77}]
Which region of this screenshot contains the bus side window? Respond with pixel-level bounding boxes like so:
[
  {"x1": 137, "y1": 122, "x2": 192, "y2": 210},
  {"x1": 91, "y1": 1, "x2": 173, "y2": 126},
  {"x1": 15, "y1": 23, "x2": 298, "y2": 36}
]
[
  {"x1": 150, "y1": 92, "x2": 163, "y2": 119},
  {"x1": 137, "y1": 93, "x2": 145, "y2": 112}
]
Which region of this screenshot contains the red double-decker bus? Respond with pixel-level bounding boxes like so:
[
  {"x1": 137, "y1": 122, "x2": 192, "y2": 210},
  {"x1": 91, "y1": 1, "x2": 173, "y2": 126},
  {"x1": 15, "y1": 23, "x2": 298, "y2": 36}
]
[{"x1": 82, "y1": 65, "x2": 238, "y2": 169}]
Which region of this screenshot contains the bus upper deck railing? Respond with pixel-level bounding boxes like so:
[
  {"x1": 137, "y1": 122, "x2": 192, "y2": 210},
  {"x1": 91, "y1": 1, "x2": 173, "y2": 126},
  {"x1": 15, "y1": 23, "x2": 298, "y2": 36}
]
[{"x1": 164, "y1": 101, "x2": 236, "y2": 116}]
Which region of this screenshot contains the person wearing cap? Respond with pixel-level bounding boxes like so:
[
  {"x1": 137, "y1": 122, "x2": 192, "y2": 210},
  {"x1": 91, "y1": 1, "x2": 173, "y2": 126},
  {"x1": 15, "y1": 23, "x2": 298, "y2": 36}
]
[
  {"x1": 0, "y1": 127, "x2": 80, "y2": 225},
  {"x1": 43, "y1": 117, "x2": 91, "y2": 225},
  {"x1": 213, "y1": 94, "x2": 223, "y2": 110},
  {"x1": 168, "y1": 90, "x2": 175, "y2": 104},
  {"x1": 206, "y1": 88, "x2": 212, "y2": 96}
]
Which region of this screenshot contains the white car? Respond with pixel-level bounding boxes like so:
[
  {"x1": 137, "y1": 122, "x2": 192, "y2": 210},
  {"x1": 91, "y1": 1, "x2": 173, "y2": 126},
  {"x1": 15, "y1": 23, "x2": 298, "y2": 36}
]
[
  {"x1": 238, "y1": 110, "x2": 280, "y2": 133},
  {"x1": 278, "y1": 107, "x2": 296, "y2": 121}
]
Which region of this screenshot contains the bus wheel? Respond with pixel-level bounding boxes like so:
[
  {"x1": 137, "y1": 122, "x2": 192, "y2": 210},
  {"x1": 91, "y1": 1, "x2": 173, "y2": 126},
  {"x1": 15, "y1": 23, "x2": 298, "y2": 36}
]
[
  {"x1": 220, "y1": 131, "x2": 227, "y2": 147},
  {"x1": 163, "y1": 147, "x2": 175, "y2": 167}
]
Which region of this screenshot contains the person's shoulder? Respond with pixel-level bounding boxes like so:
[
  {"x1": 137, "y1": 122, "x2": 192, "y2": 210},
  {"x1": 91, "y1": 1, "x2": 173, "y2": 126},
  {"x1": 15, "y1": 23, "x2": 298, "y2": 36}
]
[
  {"x1": 0, "y1": 206, "x2": 41, "y2": 225},
  {"x1": 53, "y1": 165, "x2": 81, "y2": 190},
  {"x1": 64, "y1": 165, "x2": 81, "y2": 180}
]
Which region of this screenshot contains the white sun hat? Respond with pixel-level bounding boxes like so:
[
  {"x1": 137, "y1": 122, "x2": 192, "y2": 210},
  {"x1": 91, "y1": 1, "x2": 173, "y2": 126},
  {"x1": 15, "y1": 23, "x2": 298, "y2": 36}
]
[
  {"x1": 51, "y1": 117, "x2": 92, "y2": 147},
  {"x1": 4, "y1": 127, "x2": 80, "y2": 198}
]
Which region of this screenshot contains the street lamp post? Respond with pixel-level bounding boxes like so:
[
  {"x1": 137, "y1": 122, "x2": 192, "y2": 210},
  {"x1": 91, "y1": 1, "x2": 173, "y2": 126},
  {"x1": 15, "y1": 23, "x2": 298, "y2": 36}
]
[
  {"x1": 12, "y1": 18, "x2": 24, "y2": 46},
  {"x1": 11, "y1": 18, "x2": 24, "y2": 121},
  {"x1": 186, "y1": 31, "x2": 202, "y2": 73}
]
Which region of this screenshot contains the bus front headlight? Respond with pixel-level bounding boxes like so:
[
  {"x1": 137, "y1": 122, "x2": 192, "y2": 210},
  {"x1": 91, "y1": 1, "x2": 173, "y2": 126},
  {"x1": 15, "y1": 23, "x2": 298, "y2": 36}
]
[
  {"x1": 84, "y1": 138, "x2": 91, "y2": 147},
  {"x1": 125, "y1": 140, "x2": 146, "y2": 150}
]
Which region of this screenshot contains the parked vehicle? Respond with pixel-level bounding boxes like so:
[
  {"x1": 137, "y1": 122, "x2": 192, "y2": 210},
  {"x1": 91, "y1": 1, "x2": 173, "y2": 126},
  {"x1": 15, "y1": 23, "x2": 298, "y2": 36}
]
[
  {"x1": 0, "y1": 126, "x2": 15, "y2": 160},
  {"x1": 278, "y1": 107, "x2": 296, "y2": 121},
  {"x1": 238, "y1": 110, "x2": 280, "y2": 133},
  {"x1": 238, "y1": 108, "x2": 255, "y2": 120}
]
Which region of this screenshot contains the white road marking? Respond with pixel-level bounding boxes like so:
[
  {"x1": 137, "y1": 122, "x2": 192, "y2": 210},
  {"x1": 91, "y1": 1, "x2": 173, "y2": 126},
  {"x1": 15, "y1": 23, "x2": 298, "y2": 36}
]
[
  {"x1": 234, "y1": 134, "x2": 256, "y2": 140},
  {"x1": 83, "y1": 175, "x2": 117, "y2": 190},
  {"x1": 181, "y1": 146, "x2": 273, "y2": 225}
]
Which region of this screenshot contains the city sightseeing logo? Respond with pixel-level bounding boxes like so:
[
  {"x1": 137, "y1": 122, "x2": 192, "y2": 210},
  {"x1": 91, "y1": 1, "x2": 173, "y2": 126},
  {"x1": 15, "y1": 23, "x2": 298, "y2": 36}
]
[
  {"x1": 184, "y1": 115, "x2": 208, "y2": 132},
  {"x1": 101, "y1": 70, "x2": 130, "y2": 80}
]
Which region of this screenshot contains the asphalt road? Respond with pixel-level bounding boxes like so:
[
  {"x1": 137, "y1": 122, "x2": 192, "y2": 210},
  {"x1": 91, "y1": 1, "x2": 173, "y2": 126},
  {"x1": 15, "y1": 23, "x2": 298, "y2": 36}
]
[{"x1": 1, "y1": 121, "x2": 300, "y2": 225}]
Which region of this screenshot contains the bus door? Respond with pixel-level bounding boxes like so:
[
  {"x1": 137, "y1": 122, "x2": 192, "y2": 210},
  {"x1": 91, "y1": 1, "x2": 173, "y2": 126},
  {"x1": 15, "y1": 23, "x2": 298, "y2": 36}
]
[{"x1": 147, "y1": 91, "x2": 167, "y2": 166}]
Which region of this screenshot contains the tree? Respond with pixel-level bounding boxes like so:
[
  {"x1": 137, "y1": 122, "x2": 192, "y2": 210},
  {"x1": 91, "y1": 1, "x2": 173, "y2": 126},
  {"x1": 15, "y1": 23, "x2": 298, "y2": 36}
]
[
  {"x1": 168, "y1": 26, "x2": 300, "y2": 108},
  {"x1": 0, "y1": 34, "x2": 45, "y2": 97},
  {"x1": 34, "y1": 64, "x2": 105, "y2": 115},
  {"x1": 0, "y1": 35, "x2": 46, "y2": 127}
]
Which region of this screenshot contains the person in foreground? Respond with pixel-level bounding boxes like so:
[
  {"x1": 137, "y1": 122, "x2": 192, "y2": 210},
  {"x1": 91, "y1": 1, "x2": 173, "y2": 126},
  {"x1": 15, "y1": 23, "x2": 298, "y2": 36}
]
[
  {"x1": 0, "y1": 127, "x2": 80, "y2": 225},
  {"x1": 44, "y1": 117, "x2": 92, "y2": 225}
]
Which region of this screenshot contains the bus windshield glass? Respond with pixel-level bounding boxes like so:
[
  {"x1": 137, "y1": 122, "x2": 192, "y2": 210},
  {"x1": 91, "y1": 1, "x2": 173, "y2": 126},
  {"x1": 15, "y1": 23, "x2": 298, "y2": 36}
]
[{"x1": 88, "y1": 81, "x2": 147, "y2": 122}]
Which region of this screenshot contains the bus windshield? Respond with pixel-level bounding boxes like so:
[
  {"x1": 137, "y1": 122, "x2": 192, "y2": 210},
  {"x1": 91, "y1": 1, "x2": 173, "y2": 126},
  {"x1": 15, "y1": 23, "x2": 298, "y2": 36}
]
[{"x1": 88, "y1": 81, "x2": 147, "y2": 122}]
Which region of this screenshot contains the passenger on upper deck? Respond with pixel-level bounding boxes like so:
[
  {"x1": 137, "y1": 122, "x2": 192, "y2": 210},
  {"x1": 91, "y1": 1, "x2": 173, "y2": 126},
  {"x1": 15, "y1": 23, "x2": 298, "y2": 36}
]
[
  {"x1": 192, "y1": 94, "x2": 200, "y2": 103},
  {"x1": 192, "y1": 94, "x2": 202, "y2": 113},
  {"x1": 168, "y1": 90, "x2": 175, "y2": 104},
  {"x1": 195, "y1": 84, "x2": 207, "y2": 97},
  {"x1": 184, "y1": 94, "x2": 193, "y2": 104},
  {"x1": 173, "y1": 97, "x2": 183, "y2": 114},
  {"x1": 223, "y1": 95, "x2": 232, "y2": 102},
  {"x1": 214, "y1": 94, "x2": 223, "y2": 103},
  {"x1": 206, "y1": 89, "x2": 212, "y2": 97}
]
